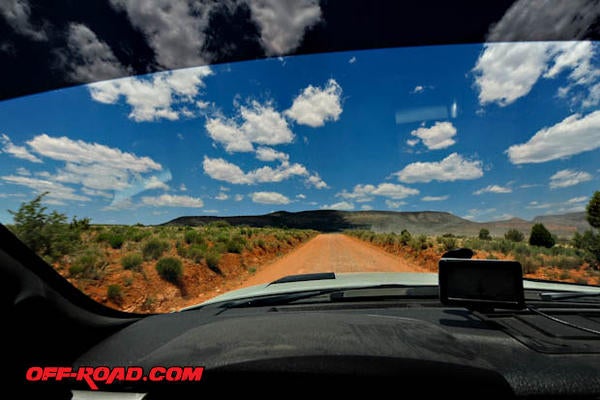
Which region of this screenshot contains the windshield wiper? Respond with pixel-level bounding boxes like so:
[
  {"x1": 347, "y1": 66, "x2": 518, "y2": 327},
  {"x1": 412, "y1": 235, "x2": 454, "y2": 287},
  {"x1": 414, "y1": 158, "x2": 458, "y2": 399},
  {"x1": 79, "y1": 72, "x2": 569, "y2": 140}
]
[
  {"x1": 539, "y1": 292, "x2": 600, "y2": 301},
  {"x1": 218, "y1": 284, "x2": 438, "y2": 310}
]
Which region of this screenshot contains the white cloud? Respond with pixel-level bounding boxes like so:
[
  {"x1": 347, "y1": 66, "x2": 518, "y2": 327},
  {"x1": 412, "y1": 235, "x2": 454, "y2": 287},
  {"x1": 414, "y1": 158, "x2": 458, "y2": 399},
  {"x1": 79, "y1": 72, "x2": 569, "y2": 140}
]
[
  {"x1": 0, "y1": 0, "x2": 47, "y2": 41},
  {"x1": 385, "y1": 200, "x2": 405, "y2": 209},
  {"x1": 549, "y1": 169, "x2": 592, "y2": 189},
  {"x1": 250, "y1": 191, "x2": 290, "y2": 205},
  {"x1": 361, "y1": 205, "x2": 373, "y2": 211},
  {"x1": 567, "y1": 196, "x2": 589, "y2": 204},
  {"x1": 527, "y1": 201, "x2": 552, "y2": 209},
  {"x1": 215, "y1": 192, "x2": 229, "y2": 201},
  {"x1": 321, "y1": 201, "x2": 354, "y2": 211},
  {"x1": 179, "y1": 183, "x2": 187, "y2": 191},
  {"x1": 421, "y1": 195, "x2": 448, "y2": 202},
  {"x1": 337, "y1": 183, "x2": 419, "y2": 202},
  {"x1": 255, "y1": 146, "x2": 289, "y2": 162},
  {"x1": 285, "y1": 79, "x2": 343, "y2": 127},
  {"x1": 1, "y1": 175, "x2": 90, "y2": 202},
  {"x1": 1, "y1": 134, "x2": 42, "y2": 163},
  {"x1": 144, "y1": 175, "x2": 170, "y2": 190},
  {"x1": 305, "y1": 173, "x2": 328, "y2": 189},
  {"x1": 473, "y1": 41, "x2": 599, "y2": 107},
  {"x1": 406, "y1": 139, "x2": 419, "y2": 147},
  {"x1": 88, "y1": 66, "x2": 213, "y2": 122},
  {"x1": 487, "y1": 0, "x2": 600, "y2": 42},
  {"x1": 296, "y1": 193, "x2": 306, "y2": 199},
  {"x1": 247, "y1": 0, "x2": 322, "y2": 56},
  {"x1": 393, "y1": 153, "x2": 483, "y2": 183},
  {"x1": 65, "y1": 23, "x2": 131, "y2": 82},
  {"x1": 412, "y1": 85, "x2": 424, "y2": 94},
  {"x1": 473, "y1": 185, "x2": 512, "y2": 195},
  {"x1": 109, "y1": 0, "x2": 214, "y2": 68},
  {"x1": 16, "y1": 167, "x2": 30, "y2": 176},
  {"x1": 141, "y1": 194, "x2": 203, "y2": 208},
  {"x1": 507, "y1": 110, "x2": 600, "y2": 164},
  {"x1": 409, "y1": 121, "x2": 457, "y2": 150},
  {"x1": 206, "y1": 101, "x2": 293, "y2": 152},
  {"x1": 348, "y1": 56, "x2": 356, "y2": 64},
  {"x1": 234, "y1": 194, "x2": 244, "y2": 201},
  {"x1": 202, "y1": 156, "x2": 310, "y2": 185},
  {"x1": 27, "y1": 134, "x2": 161, "y2": 172}
]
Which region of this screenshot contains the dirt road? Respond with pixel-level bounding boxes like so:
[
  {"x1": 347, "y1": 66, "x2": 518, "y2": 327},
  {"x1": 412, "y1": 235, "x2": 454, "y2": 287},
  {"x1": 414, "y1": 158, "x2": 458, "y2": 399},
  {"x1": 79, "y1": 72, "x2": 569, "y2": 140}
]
[{"x1": 241, "y1": 233, "x2": 424, "y2": 286}]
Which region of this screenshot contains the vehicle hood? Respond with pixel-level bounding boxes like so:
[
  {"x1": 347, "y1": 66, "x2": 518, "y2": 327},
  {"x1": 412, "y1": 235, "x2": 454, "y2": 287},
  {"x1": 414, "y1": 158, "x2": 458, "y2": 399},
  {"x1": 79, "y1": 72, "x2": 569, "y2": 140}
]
[{"x1": 182, "y1": 272, "x2": 600, "y2": 309}]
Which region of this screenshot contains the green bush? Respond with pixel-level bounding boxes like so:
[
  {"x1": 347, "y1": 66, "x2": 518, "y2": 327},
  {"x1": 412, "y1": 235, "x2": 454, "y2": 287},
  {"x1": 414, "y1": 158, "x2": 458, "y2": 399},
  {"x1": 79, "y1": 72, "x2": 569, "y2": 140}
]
[
  {"x1": 205, "y1": 250, "x2": 222, "y2": 274},
  {"x1": 479, "y1": 228, "x2": 491, "y2": 241},
  {"x1": 69, "y1": 248, "x2": 107, "y2": 279},
  {"x1": 226, "y1": 235, "x2": 247, "y2": 253},
  {"x1": 107, "y1": 233, "x2": 125, "y2": 249},
  {"x1": 187, "y1": 244, "x2": 207, "y2": 263},
  {"x1": 440, "y1": 236, "x2": 457, "y2": 252},
  {"x1": 155, "y1": 257, "x2": 183, "y2": 284},
  {"x1": 142, "y1": 238, "x2": 170, "y2": 260},
  {"x1": 121, "y1": 253, "x2": 143, "y2": 271},
  {"x1": 529, "y1": 223, "x2": 555, "y2": 248},
  {"x1": 107, "y1": 284, "x2": 123, "y2": 304},
  {"x1": 504, "y1": 229, "x2": 524, "y2": 242},
  {"x1": 184, "y1": 230, "x2": 204, "y2": 245}
]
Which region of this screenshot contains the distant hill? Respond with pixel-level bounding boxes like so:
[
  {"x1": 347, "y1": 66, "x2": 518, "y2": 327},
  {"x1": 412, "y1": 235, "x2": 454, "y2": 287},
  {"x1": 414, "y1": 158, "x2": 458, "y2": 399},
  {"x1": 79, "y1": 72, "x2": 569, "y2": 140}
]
[{"x1": 164, "y1": 210, "x2": 592, "y2": 238}]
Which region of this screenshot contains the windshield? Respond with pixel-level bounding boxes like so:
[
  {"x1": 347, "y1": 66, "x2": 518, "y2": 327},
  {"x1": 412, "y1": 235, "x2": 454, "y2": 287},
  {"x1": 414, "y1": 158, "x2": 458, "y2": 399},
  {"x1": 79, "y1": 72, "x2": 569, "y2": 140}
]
[{"x1": 1, "y1": 42, "x2": 599, "y2": 313}]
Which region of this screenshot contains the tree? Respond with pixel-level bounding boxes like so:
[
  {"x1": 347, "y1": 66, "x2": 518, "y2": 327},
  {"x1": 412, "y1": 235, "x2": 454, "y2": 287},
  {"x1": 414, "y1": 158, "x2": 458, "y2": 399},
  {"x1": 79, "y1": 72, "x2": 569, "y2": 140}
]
[
  {"x1": 529, "y1": 223, "x2": 555, "y2": 248},
  {"x1": 478, "y1": 228, "x2": 491, "y2": 240},
  {"x1": 504, "y1": 229, "x2": 524, "y2": 242},
  {"x1": 587, "y1": 191, "x2": 600, "y2": 229},
  {"x1": 8, "y1": 192, "x2": 87, "y2": 261}
]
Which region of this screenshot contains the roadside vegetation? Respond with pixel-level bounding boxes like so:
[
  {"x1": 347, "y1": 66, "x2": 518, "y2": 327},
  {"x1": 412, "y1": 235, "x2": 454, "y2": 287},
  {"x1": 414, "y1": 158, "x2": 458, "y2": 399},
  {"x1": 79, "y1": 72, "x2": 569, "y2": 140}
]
[{"x1": 6, "y1": 193, "x2": 318, "y2": 313}]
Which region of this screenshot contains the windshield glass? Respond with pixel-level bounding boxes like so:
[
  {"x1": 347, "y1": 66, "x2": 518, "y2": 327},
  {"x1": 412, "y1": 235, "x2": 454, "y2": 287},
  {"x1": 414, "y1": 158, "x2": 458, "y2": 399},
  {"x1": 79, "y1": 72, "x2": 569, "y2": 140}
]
[{"x1": 1, "y1": 42, "x2": 599, "y2": 312}]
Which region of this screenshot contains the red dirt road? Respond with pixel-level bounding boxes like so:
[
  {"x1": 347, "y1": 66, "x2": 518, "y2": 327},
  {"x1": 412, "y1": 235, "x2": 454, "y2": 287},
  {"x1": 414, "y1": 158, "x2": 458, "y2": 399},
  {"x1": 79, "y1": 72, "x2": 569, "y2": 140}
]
[{"x1": 241, "y1": 233, "x2": 424, "y2": 286}]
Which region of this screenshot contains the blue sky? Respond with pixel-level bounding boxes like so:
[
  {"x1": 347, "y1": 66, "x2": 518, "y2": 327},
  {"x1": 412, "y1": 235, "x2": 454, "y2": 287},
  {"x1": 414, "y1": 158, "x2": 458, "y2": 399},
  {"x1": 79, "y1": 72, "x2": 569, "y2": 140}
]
[{"x1": 1, "y1": 42, "x2": 599, "y2": 225}]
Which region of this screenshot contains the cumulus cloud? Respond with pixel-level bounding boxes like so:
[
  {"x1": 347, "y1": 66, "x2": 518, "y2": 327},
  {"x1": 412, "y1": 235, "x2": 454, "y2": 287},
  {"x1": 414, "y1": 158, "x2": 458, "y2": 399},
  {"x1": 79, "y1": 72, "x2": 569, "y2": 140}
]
[
  {"x1": 409, "y1": 121, "x2": 457, "y2": 150},
  {"x1": 321, "y1": 201, "x2": 354, "y2": 211},
  {"x1": 109, "y1": 0, "x2": 214, "y2": 68},
  {"x1": 141, "y1": 194, "x2": 204, "y2": 208},
  {"x1": 250, "y1": 191, "x2": 290, "y2": 205},
  {"x1": 64, "y1": 23, "x2": 131, "y2": 82},
  {"x1": 549, "y1": 169, "x2": 592, "y2": 189},
  {"x1": 1, "y1": 175, "x2": 90, "y2": 202},
  {"x1": 473, "y1": 41, "x2": 599, "y2": 107},
  {"x1": 1, "y1": 134, "x2": 42, "y2": 163},
  {"x1": 412, "y1": 85, "x2": 424, "y2": 94},
  {"x1": 337, "y1": 183, "x2": 419, "y2": 202},
  {"x1": 393, "y1": 153, "x2": 483, "y2": 183},
  {"x1": 473, "y1": 185, "x2": 512, "y2": 195},
  {"x1": 285, "y1": 79, "x2": 343, "y2": 127},
  {"x1": 0, "y1": 0, "x2": 47, "y2": 41},
  {"x1": 421, "y1": 195, "x2": 448, "y2": 202},
  {"x1": 507, "y1": 110, "x2": 600, "y2": 164},
  {"x1": 385, "y1": 200, "x2": 405, "y2": 209},
  {"x1": 305, "y1": 173, "x2": 328, "y2": 189},
  {"x1": 88, "y1": 66, "x2": 213, "y2": 122},
  {"x1": 255, "y1": 146, "x2": 289, "y2": 162},
  {"x1": 247, "y1": 0, "x2": 321, "y2": 56},
  {"x1": 206, "y1": 101, "x2": 293, "y2": 152},
  {"x1": 202, "y1": 156, "x2": 310, "y2": 185},
  {"x1": 215, "y1": 192, "x2": 229, "y2": 200}
]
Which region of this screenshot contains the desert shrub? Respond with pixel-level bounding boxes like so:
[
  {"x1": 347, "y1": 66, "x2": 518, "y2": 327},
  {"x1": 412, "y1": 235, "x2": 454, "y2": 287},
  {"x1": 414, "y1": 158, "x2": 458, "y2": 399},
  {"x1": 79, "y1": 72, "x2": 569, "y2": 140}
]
[
  {"x1": 142, "y1": 238, "x2": 170, "y2": 260},
  {"x1": 155, "y1": 257, "x2": 183, "y2": 284},
  {"x1": 226, "y1": 235, "x2": 247, "y2": 253},
  {"x1": 479, "y1": 228, "x2": 491, "y2": 241},
  {"x1": 205, "y1": 250, "x2": 222, "y2": 274},
  {"x1": 516, "y1": 255, "x2": 538, "y2": 275},
  {"x1": 410, "y1": 235, "x2": 429, "y2": 251},
  {"x1": 529, "y1": 223, "x2": 555, "y2": 248},
  {"x1": 399, "y1": 229, "x2": 412, "y2": 245},
  {"x1": 69, "y1": 247, "x2": 107, "y2": 279},
  {"x1": 184, "y1": 230, "x2": 204, "y2": 245},
  {"x1": 505, "y1": 229, "x2": 524, "y2": 242},
  {"x1": 107, "y1": 233, "x2": 125, "y2": 249},
  {"x1": 513, "y1": 243, "x2": 531, "y2": 257},
  {"x1": 107, "y1": 284, "x2": 123, "y2": 304},
  {"x1": 187, "y1": 244, "x2": 207, "y2": 263},
  {"x1": 553, "y1": 255, "x2": 581, "y2": 270},
  {"x1": 440, "y1": 236, "x2": 457, "y2": 252},
  {"x1": 121, "y1": 253, "x2": 143, "y2": 271}
]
